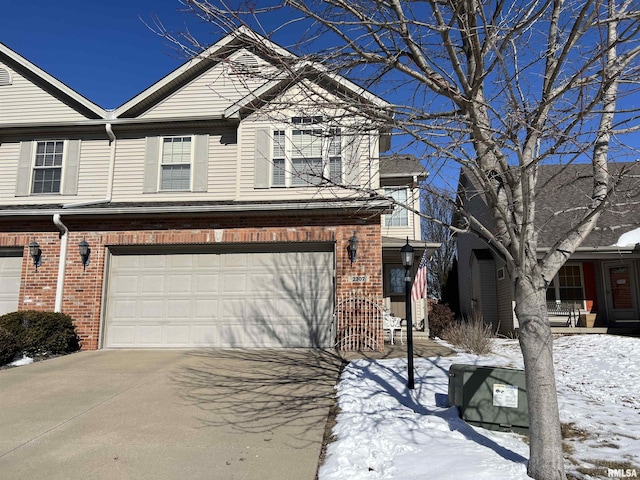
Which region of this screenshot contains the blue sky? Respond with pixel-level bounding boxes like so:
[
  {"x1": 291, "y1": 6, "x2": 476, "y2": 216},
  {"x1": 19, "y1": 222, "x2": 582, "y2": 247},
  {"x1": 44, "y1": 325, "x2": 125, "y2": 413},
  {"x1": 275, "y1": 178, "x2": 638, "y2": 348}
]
[{"x1": 0, "y1": 1, "x2": 217, "y2": 109}]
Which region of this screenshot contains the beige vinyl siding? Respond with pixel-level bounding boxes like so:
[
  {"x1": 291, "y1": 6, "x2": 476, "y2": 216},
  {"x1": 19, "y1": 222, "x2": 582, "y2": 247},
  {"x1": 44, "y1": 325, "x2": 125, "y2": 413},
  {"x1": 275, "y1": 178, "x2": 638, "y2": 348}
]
[
  {"x1": 0, "y1": 138, "x2": 111, "y2": 205},
  {"x1": 381, "y1": 186, "x2": 421, "y2": 240},
  {"x1": 139, "y1": 50, "x2": 270, "y2": 120},
  {"x1": 0, "y1": 64, "x2": 90, "y2": 125},
  {"x1": 75, "y1": 139, "x2": 110, "y2": 198},
  {"x1": 0, "y1": 142, "x2": 20, "y2": 201},
  {"x1": 110, "y1": 134, "x2": 238, "y2": 202}
]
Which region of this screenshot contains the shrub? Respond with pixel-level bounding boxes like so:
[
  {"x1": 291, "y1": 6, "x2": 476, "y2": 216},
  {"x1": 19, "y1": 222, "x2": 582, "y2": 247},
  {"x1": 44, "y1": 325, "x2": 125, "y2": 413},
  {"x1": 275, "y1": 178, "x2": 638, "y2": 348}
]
[
  {"x1": 0, "y1": 326, "x2": 18, "y2": 365},
  {"x1": 428, "y1": 303, "x2": 455, "y2": 339},
  {"x1": 0, "y1": 311, "x2": 81, "y2": 356},
  {"x1": 441, "y1": 316, "x2": 494, "y2": 355}
]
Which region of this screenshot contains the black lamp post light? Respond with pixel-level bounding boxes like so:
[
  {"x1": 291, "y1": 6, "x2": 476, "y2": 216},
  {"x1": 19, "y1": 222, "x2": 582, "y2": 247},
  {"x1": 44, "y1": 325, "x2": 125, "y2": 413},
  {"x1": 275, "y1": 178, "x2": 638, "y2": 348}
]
[
  {"x1": 28, "y1": 240, "x2": 42, "y2": 271},
  {"x1": 400, "y1": 237, "x2": 415, "y2": 390},
  {"x1": 347, "y1": 231, "x2": 359, "y2": 264},
  {"x1": 78, "y1": 239, "x2": 91, "y2": 270}
]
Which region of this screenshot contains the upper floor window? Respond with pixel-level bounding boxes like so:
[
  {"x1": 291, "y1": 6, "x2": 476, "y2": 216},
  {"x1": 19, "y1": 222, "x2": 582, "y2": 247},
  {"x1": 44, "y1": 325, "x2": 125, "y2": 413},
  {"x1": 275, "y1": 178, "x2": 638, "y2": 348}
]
[
  {"x1": 384, "y1": 188, "x2": 409, "y2": 227},
  {"x1": 161, "y1": 136, "x2": 192, "y2": 191},
  {"x1": 32, "y1": 141, "x2": 64, "y2": 194},
  {"x1": 270, "y1": 120, "x2": 342, "y2": 187}
]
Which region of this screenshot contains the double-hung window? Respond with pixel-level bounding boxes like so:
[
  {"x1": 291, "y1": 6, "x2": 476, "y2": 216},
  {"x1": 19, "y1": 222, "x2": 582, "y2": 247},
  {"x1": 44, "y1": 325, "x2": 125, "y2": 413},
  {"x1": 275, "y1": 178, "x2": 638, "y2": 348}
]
[
  {"x1": 32, "y1": 140, "x2": 64, "y2": 194},
  {"x1": 161, "y1": 136, "x2": 192, "y2": 191},
  {"x1": 270, "y1": 118, "x2": 342, "y2": 187},
  {"x1": 546, "y1": 264, "x2": 585, "y2": 305},
  {"x1": 384, "y1": 188, "x2": 409, "y2": 227}
]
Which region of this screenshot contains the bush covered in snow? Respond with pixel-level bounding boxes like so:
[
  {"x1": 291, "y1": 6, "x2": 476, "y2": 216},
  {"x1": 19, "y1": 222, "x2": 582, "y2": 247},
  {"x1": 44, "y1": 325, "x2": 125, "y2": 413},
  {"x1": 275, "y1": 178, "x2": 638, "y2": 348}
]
[{"x1": 0, "y1": 311, "x2": 80, "y2": 358}]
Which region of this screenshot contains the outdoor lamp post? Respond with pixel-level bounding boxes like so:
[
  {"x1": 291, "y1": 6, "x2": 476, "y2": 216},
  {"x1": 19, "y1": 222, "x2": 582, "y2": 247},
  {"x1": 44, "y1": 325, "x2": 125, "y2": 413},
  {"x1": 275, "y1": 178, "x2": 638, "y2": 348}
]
[{"x1": 400, "y1": 237, "x2": 415, "y2": 389}]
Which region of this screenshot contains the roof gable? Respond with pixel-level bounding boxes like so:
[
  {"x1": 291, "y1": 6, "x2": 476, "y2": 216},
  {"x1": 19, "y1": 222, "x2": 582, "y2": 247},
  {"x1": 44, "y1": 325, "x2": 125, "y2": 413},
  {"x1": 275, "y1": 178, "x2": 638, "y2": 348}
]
[
  {"x1": 114, "y1": 26, "x2": 390, "y2": 120},
  {"x1": 0, "y1": 42, "x2": 106, "y2": 123}
]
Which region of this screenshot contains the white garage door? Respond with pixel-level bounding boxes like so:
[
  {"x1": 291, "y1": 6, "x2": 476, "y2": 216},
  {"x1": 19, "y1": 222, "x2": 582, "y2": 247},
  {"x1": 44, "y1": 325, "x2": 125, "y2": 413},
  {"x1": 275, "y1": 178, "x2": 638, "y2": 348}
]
[
  {"x1": 0, "y1": 250, "x2": 22, "y2": 316},
  {"x1": 104, "y1": 245, "x2": 335, "y2": 348}
]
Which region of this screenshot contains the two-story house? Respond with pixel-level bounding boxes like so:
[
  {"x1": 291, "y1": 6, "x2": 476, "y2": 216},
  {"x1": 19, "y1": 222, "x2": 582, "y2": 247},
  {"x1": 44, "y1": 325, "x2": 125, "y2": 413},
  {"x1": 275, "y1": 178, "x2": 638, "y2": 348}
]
[{"x1": 0, "y1": 27, "x2": 431, "y2": 351}]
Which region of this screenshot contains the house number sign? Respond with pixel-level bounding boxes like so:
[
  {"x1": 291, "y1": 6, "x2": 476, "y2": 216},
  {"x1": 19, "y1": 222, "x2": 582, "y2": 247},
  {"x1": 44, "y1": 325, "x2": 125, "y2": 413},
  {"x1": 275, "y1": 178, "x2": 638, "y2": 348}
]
[{"x1": 350, "y1": 275, "x2": 369, "y2": 283}]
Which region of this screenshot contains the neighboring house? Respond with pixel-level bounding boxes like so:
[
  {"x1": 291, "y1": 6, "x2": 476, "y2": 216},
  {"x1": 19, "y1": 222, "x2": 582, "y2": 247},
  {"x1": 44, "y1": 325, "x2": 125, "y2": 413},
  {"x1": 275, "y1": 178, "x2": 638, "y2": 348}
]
[
  {"x1": 456, "y1": 163, "x2": 640, "y2": 334},
  {"x1": 0, "y1": 27, "x2": 433, "y2": 351},
  {"x1": 379, "y1": 154, "x2": 434, "y2": 327}
]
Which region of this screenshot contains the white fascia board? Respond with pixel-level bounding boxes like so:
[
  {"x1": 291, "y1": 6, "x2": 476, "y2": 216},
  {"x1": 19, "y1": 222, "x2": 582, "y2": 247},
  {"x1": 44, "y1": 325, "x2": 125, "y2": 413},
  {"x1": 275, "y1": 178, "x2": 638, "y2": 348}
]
[{"x1": 0, "y1": 42, "x2": 106, "y2": 119}]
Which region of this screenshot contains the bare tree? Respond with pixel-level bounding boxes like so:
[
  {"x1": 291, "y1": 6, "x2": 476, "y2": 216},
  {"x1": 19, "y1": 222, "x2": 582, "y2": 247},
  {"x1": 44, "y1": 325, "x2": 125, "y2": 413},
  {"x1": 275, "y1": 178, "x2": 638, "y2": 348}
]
[
  {"x1": 422, "y1": 188, "x2": 456, "y2": 301},
  {"x1": 160, "y1": 1, "x2": 640, "y2": 478}
]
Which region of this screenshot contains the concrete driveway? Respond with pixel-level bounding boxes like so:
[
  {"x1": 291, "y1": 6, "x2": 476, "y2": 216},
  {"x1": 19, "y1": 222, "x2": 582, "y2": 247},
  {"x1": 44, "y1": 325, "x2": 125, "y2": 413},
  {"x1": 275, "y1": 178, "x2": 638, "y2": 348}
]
[{"x1": 0, "y1": 349, "x2": 345, "y2": 480}]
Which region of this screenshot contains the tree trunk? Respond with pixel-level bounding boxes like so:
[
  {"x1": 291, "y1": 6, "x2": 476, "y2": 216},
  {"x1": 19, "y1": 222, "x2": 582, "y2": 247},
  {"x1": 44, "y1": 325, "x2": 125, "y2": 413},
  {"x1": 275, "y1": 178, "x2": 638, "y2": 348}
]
[{"x1": 515, "y1": 277, "x2": 566, "y2": 480}]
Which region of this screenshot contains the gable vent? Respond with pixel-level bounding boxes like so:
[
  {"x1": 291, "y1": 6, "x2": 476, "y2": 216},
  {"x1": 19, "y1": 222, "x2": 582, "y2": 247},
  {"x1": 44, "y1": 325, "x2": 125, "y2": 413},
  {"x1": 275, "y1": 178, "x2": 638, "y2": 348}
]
[
  {"x1": 0, "y1": 67, "x2": 11, "y2": 86},
  {"x1": 232, "y1": 54, "x2": 259, "y2": 73}
]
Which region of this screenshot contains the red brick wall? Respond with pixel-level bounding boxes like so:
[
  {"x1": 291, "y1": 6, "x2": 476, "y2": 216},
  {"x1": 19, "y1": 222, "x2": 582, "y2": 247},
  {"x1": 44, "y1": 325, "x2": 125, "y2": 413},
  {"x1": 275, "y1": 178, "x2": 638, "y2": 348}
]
[{"x1": 1, "y1": 213, "x2": 383, "y2": 351}]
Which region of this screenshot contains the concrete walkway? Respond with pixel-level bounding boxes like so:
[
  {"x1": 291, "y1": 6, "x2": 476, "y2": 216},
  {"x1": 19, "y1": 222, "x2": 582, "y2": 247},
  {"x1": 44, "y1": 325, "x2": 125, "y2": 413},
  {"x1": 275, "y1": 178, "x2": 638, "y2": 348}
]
[
  {"x1": 340, "y1": 336, "x2": 456, "y2": 362},
  {"x1": 0, "y1": 349, "x2": 344, "y2": 480}
]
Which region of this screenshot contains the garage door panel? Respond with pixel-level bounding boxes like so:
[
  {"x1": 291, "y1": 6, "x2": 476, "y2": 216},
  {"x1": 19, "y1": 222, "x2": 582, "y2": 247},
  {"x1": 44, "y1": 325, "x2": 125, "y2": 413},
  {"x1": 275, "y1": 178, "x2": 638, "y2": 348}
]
[
  {"x1": 222, "y1": 255, "x2": 248, "y2": 268},
  {"x1": 223, "y1": 273, "x2": 247, "y2": 293},
  {"x1": 194, "y1": 299, "x2": 217, "y2": 319},
  {"x1": 114, "y1": 275, "x2": 139, "y2": 294},
  {"x1": 140, "y1": 300, "x2": 164, "y2": 318},
  {"x1": 165, "y1": 325, "x2": 190, "y2": 345},
  {"x1": 167, "y1": 274, "x2": 192, "y2": 292},
  {"x1": 195, "y1": 274, "x2": 219, "y2": 292},
  {"x1": 105, "y1": 248, "x2": 334, "y2": 348},
  {"x1": 196, "y1": 255, "x2": 220, "y2": 268},
  {"x1": 110, "y1": 326, "x2": 136, "y2": 345},
  {"x1": 137, "y1": 326, "x2": 162, "y2": 345},
  {"x1": 142, "y1": 256, "x2": 166, "y2": 269},
  {"x1": 141, "y1": 275, "x2": 164, "y2": 293},
  {"x1": 167, "y1": 299, "x2": 191, "y2": 318},
  {"x1": 0, "y1": 253, "x2": 22, "y2": 316}
]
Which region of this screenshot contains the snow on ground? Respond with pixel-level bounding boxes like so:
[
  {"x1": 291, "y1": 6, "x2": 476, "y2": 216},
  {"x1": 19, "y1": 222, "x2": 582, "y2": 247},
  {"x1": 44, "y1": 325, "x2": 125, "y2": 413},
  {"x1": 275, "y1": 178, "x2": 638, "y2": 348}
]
[
  {"x1": 9, "y1": 355, "x2": 33, "y2": 367},
  {"x1": 319, "y1": 335, "x2": 640, "y2": 480}
]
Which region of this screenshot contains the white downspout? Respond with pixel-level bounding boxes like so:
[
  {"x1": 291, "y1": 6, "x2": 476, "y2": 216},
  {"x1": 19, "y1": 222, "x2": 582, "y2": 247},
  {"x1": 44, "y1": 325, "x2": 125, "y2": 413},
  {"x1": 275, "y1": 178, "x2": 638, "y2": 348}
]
[
  {"x1": 53, "y1": 214, "x2": 69, "y2": 313},
  {"x1": 62, "y1": 122, "x2": 116, "y2": 208}
]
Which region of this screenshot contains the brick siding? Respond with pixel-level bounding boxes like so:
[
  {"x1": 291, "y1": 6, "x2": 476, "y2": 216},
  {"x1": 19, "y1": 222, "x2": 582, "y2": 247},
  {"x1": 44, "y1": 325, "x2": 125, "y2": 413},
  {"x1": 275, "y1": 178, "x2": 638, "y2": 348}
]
[{"x1": 1, "y1": 212, "x2": 383, "y2": 351}]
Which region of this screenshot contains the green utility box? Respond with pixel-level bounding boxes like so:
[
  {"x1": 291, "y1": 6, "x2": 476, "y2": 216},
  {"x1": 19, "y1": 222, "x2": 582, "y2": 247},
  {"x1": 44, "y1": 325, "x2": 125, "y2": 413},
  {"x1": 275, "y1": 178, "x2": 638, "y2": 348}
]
[{"x1": 448, "y1": 364, "x2": 529, "y2": 434}]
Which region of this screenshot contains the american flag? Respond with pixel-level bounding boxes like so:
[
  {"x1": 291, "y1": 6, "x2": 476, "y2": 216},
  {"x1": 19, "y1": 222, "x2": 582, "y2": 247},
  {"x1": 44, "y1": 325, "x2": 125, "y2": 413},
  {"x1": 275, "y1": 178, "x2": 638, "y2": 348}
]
[{"x1": 411, "y1": 249, "x2": 428, "y2": 301}]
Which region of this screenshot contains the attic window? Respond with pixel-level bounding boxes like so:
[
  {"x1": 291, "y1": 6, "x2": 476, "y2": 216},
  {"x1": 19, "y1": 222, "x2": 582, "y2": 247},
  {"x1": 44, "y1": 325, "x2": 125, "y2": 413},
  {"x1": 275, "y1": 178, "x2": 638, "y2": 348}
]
[
  {"x1": 0, "y1": 67, "x2": 11, "y2": 86},
  {"x1": 232, "y1": 54, "x2": 259, "y2": 74}
]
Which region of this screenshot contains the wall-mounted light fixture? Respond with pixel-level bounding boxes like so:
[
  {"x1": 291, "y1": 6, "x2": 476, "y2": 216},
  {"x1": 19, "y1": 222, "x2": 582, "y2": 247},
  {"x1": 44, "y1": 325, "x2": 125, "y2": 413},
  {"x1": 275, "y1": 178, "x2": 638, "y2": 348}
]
[
  {"x1": 78, "y1": 239, "x2": 91, "y2": 270},
  {"x1": 28, "y1": 240, "x2": 42, "y2": 271},
  {"x1": 346, "y1": 231, "x2": 359, "y2": 264}
]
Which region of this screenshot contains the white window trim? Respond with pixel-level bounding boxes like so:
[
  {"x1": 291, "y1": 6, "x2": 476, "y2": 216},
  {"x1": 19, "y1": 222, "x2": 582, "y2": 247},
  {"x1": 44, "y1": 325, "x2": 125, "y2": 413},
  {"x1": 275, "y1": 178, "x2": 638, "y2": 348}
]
[
  {"x1": 547, "y1": 263, "x2": 586, "y2": 309},
  {"x1": 270, "y1": 125, "x2": 343, "y2": 188},
  {"x1": 384, "y1": 187, "x2": 410, "y2": 227},
  {"x1": 31, "y1": 139, "x2": 66, "y2": 195},
  {"x1": 158, "y1": 135, "x2": 194, "y2": 192}
]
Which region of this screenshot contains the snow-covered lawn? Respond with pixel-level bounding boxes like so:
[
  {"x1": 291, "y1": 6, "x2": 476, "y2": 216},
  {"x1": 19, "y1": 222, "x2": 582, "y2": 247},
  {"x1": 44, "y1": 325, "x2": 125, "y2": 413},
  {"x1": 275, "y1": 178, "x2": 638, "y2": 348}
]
[{"x1": 319, "y1": 335, "x2": 640, "y2": 479}]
